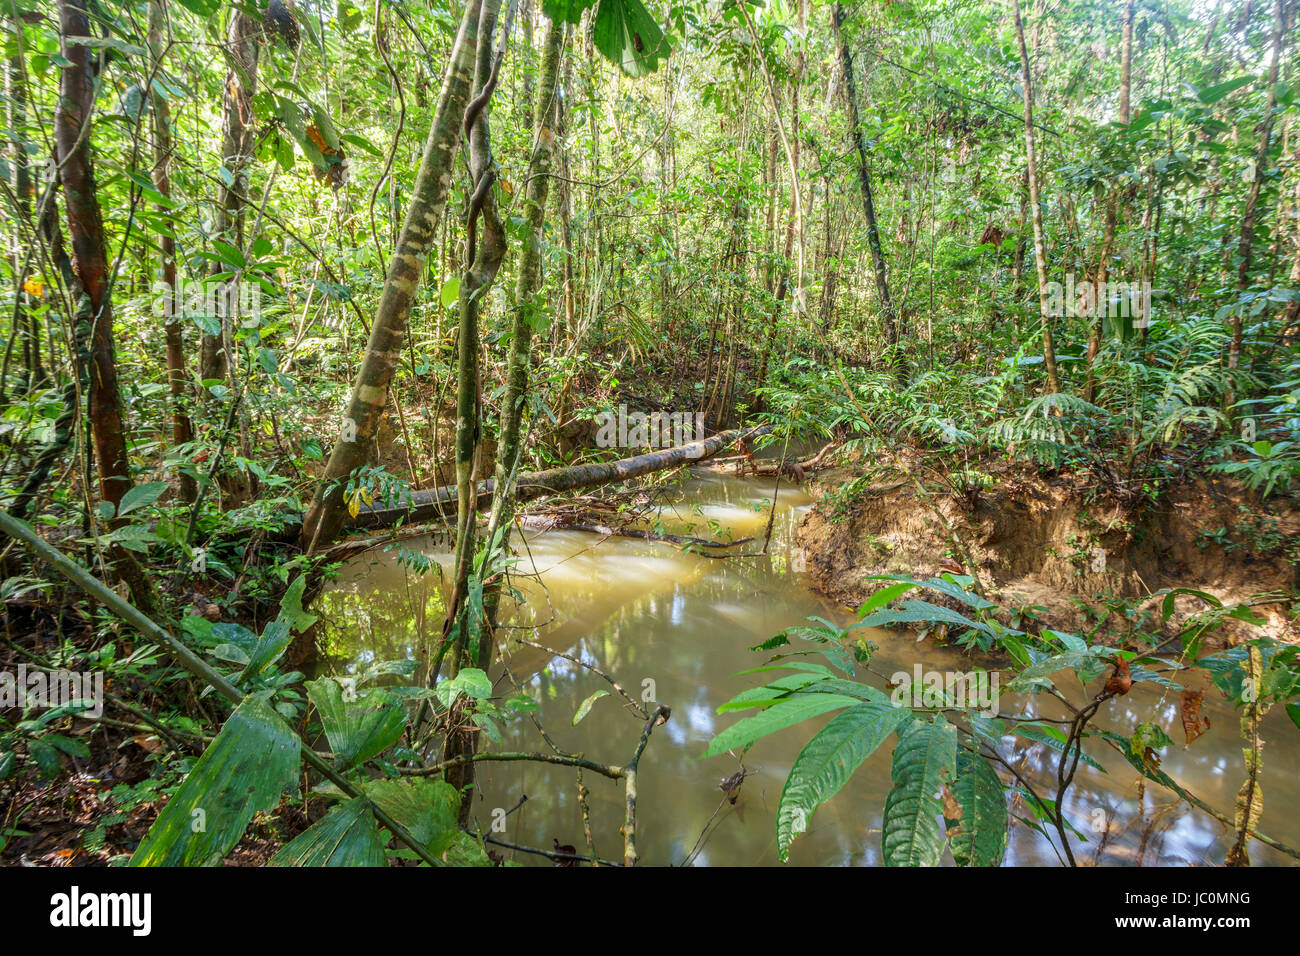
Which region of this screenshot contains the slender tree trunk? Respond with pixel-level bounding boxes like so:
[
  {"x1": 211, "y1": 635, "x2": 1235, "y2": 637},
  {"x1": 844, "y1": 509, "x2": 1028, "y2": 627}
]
[
  {"x1": 7, "y1": 28, "x2": 42, "y2": 392},
  {"x1": 833, "y1": 4, "x2": 897, "y2": 349},
  {"x1": 1228, "y1": 0, "x2": 1286, "y2": 405},
  {"x1": 54, "y1": 0, "x2": 156, "y2": 613},
  {"x1": 441, "y1": 0, "x2": 510, "y2": 827},
  {"x1": 447, "y1": 0, "x2": 509, "y2": 673},
  {"x1": 1085, "y1": 1, "x2": 1133, "y2": 401},
  {"x1": 299, "y1": 0, "x2": 484, "y2": 552},
  {"x1": 148, "y1": 0, "x2": 196, "y2": 503},
  {"x1": 1120, "y1": 0, "x2": 1134, "y2": 122},
  {"x1": 1013, "y1": 0, "x2": 1062, "y2": 395},
  {"x1": 483, "y1": 18, "x2": 565, "y2": 594},
  {"x1": 201, "y1": 8, "x2": 261, "y2": 385}
]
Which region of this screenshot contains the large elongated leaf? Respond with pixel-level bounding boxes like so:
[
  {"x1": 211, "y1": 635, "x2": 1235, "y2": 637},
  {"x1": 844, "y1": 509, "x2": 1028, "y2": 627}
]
[
  {"x1": 704, "y1": 693, "x2": 860, "y2": 759},
  {"x1": 866, "y1": 574, "x2": 1001, "y2": 612},
  {"x1": 130, "y1": 695, "x2": 300, "y2": 866},
  {"x1": 882, "y1": 714, "x2": 957, "y2": 866},
  {"x1": 717, "y1": 672, "x2": 829, "y2": 713},
  {"x1": 944, "y1": 752, "x2": 1008, "y2": 867},
  {"x1": 1013, "y1": 722, "x2": 1105, "y2": 772},
  {"x1": 777, "y1": 701, "x2": 910, "y2": 861},
  {"x1": 593, "y1": 0, "x2": 668, "y2": 77},
  {"x1": 307, "y1": 679, "x2": 406, "y2": 770},
  {"x1": 269, "y1": 797, "x2": 386, "y2": 867},
  {"x1": 239, "y1": 619, "x2": 291, "y2": 682},
  {"x1": 858, "y1": 600, "x2": 1001, "y2": 637},
  {"x1": 1006, "y1": 649, "x2": 1097, "y2": 691}
]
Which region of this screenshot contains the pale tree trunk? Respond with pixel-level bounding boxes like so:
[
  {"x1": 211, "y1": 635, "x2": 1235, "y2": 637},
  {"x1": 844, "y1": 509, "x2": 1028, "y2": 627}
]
[
  {"x1": 833, "y1": 4, "x2": 897, "y2": 349},
  {"x1": 1013, "y1": 0, "x2": 1062, "y2": 395},
  {"x1": 201, "y1": 8, "x2": 261, "y2": 385},
  {"x1": 148, "y1": 0, "x2": 195, "y2": 503},
  {"x1": 747, "y1": 0, "x2": 806, "y2": 406},
  {"x1": 1085, "y1": 0, "x2": 1133, "y2": 401},
  {"x1": 481, "y1": 17, "x2": 566, "y2": 635},
  {"x1": 54, "y1": 0, "x2": 157, "y2": 613},
  {"x1": 299, "y1": 0, "x2": 484, "y2": 552},
  {"x1": 446, "y1": 0, "x2": 510, "y2": 676},
  {"x1": 441, "y1": 0, "x2": 511, "y2": 827},
  {"x1": 1228, "y1": 0, "x2": 1286, "y2": 407}
]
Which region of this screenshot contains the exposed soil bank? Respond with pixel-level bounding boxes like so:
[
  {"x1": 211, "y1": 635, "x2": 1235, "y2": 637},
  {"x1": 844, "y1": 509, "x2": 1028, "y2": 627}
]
[{"x1": 796, "y1": 459, "x2": 1299, "y2": 646}]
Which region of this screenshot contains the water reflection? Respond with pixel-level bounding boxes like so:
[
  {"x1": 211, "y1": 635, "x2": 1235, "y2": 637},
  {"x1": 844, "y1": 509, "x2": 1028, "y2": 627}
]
[{"x1": 320, "y1": 471, "x2": 1300, "y2": 867}]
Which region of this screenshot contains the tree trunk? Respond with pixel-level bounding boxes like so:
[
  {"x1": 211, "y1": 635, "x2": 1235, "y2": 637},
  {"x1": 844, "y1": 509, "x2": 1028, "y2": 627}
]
[
  {"x1": 54, "y1": 0, "x2": 156, "y2": 613},
  {"x1": 7, "y1": 27, "x2": 42, "y2": 393},
  {"x1": 148, "y1": 0, "x2": 196, "y2": 503},
  {"x1": 201, "y1": 7, "x2": 261, "y2": 385},
  {"x1": 1228, "y1": 0, "x2": 1286, "y2": 405},
  {"x1": 1085, "y1": 1, "x2": 1133, "y2": 402},
  {"x1": 833, "y1": 4, "x2": 898, "y2": 350},
  {"x1": 482, "y1": 17, "x2": 565, "y2": 606},
  {"x1": 299, "y1": 0, "x2": 484, "y2": 552},
  {"x1": 1013, "y1": 0, "x2": 1062, "y2": 395}
]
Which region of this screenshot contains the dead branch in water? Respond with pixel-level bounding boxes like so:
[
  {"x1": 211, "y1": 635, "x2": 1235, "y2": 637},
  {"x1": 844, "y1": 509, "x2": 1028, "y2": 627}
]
[
  {"x1": 335, "y1": 424, "x2": 771, "y2": 532},
  {"x1": 707, "y1": 439, "x2": 841, "y2": 479}
]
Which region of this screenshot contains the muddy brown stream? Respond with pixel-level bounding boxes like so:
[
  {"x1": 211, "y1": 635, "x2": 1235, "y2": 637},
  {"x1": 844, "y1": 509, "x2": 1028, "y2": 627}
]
[{"x1": 319, "y1": 471, "x2": 1300, "y2": 866}]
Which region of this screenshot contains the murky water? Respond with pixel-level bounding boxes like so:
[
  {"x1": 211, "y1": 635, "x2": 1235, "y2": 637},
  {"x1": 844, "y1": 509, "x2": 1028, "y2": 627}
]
[{"x1": 319, "y1": 471, "x2": 1300, "y2": 866}]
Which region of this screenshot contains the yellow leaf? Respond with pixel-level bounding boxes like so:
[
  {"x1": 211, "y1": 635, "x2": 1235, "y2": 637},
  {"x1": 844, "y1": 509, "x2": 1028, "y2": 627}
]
[
  {"x1": 22, "y1": 276, "x2": 43, "y2": 298},
  {"x1": 347, "y1": 490, "x2": 361, "y2": 519}
]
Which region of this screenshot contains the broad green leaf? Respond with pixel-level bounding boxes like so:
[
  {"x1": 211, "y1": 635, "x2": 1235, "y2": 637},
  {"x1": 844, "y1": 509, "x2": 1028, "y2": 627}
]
[
  {"x1": 269, "y1": 797, "x2": 386, "y2": 867},
  {"x1": 593, "y1": 0, "x2": 668, "y2": 77},
  {"x1": 855, "y1": 581, "x2": 918, "y2": 618},
  {"x1": 777, "y1": 701, "x2": 910, "y2": 861},
  {"x1": 362, "y1": 778, "x2": 460, "y2": 854},
  {"x1": 858, "y1": 600, "x2": 1002, "y2": 637},
  {"x1": 944, "y1": 752, "x2": 1008, "y2": 867},
  {"x1": 277, "y1": 574, "x2": 318, "y2": 634},
  {"x1": 716, "y1": 672, "x2": 828, "y2": 713},
  {"x1": 1007, "y1": 649, "x2": 1097, "y2": 691},
  {"x1": 704, "y1": 694, "x2": 860, "y2": 758},
  {"x1": 238, "y1": 619, "x2": 291, "y2": 682},
  {"x1": 307, "y1": 679, "x2": 406, "y2": 770},
  {"x1": 435, "y1": 667, "x2": 493, "y2": 707},
  {"x1": 543, "y1": 0, "x2": 599, "y2": 26},
  {"x1": 573, "y1": 689, "x2": 609, "y2": 726},
  {"x1": 117, "y1": 481, "x2": 168, "y2": 516},
  {"x1": 866, "y1": 574, "x2": 1000, "y2": 612},
  {"x1": 882, "y1": 714, "x2": 957, "y2": 866},
  {"x1": 174, "y1": 0, "x2": 221, "y2": 15},
  {"x1": 130, "y1": 695, "x2": 299, "y2": 866},
  {"x1": 1012, "y1": 722, "x2": 1105, "y2": 772},
  {"x1": 1196, "y1": 76, "x2": 1255, "y2": 104},
  {"x1": 439, "y1": 277, "x2": 460, "y2": 308}
]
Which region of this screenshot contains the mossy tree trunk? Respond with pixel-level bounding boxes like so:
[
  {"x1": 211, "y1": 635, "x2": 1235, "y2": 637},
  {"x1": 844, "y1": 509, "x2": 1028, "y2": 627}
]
[{"x1": 299, "y1": 0, "x2": 484, "y2": 553}]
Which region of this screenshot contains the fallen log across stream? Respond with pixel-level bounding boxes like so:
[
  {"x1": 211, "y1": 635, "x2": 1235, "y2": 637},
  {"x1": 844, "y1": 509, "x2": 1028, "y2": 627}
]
[{"x1": 343, "y1": 424, "x2": 771, "y2": 532}]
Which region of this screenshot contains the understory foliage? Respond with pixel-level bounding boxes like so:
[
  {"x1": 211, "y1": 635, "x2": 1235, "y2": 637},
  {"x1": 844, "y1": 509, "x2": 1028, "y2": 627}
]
[
  {"x1": 1, "y1": 0, "x2": 1298, "y2": 867},
  {"x1": 711, "y1": 575, "x2": 1300, "y2": 866}
]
